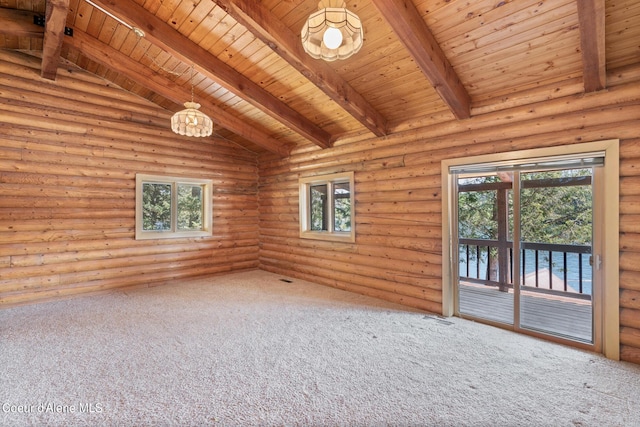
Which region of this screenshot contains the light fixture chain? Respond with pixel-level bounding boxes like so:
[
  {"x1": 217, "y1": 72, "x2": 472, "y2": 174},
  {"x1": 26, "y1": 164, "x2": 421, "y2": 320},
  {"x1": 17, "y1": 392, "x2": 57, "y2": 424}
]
[{"x1": 190, "y1": 64, "x2": 195, "y2": 103}]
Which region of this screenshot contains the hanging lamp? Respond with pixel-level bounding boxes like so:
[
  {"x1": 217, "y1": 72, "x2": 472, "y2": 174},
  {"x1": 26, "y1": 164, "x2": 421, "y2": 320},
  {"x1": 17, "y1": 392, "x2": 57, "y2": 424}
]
[
  {"x1": 301, "y1": 0, "x2": 364, "y2": 61},
  {"x1": 171, "y1": 65, "x2": 213, "y2": 137}
]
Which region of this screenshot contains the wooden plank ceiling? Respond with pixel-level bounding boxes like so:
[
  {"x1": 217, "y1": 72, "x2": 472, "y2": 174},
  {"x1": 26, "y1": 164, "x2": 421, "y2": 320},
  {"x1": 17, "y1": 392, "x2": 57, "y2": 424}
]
[{"x1": 1, "y1": 0, "x2": 639, "y2": 156}]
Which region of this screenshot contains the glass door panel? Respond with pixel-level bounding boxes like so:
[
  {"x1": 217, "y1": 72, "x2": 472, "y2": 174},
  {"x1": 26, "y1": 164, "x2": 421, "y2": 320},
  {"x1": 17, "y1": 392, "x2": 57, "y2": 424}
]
[
  {"x1": 518, "y1": 168, "x2": 594, "y2": 343},
  {"x1": 457, "y1": 174, "x2": 513, "y2": 325}
]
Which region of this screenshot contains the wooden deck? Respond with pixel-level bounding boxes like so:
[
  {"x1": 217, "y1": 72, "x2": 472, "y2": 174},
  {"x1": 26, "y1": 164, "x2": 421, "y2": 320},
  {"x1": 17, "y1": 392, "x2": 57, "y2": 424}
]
[{"x1": 459, "y1": 284, "x2": 593, "y2": 343}]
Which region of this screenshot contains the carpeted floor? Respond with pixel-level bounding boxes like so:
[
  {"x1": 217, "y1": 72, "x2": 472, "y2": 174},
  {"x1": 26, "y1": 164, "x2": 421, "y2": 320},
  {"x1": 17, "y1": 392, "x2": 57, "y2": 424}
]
[{"x1": 1, "y1": 270, "x2": 639, "y2": 426}]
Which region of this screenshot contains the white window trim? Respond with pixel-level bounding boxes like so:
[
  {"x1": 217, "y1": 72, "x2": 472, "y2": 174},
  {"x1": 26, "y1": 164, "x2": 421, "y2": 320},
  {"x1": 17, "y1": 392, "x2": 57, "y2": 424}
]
[
  {"x1": 441, "y1": 139, "x2": 620, "y2": 361},
  {"x1": 299, "y1": 171, "x2": 355, "y2": 243},
  {"x1": 135, "y1": 174, "x2": 213, "y2": 240}
]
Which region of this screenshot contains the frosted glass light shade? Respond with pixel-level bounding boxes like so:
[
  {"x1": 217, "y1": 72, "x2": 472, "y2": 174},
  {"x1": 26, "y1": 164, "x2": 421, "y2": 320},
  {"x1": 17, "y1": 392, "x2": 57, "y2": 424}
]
[
  {"x1": 323, "y1": 27, "x2": 343, "y2": 49},
  {"x1": 301, "y1": 1, "x2": 363, "y2": 61},
  {"x1": 171, "y1": 102, "x2": 213, "y2": 137}
]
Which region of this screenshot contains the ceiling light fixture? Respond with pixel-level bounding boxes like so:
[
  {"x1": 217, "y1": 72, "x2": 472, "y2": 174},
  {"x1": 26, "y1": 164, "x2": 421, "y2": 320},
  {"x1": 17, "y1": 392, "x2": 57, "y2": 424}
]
[
  {"x1": 301, "y1": 0, "x2": 363, "y2": 61},
  {"x1": 171, "y1": 65, "x2": 213, "y2": 138},
  {"x1": 84, "y1": 0, "x2": 145, "y2": 37}
]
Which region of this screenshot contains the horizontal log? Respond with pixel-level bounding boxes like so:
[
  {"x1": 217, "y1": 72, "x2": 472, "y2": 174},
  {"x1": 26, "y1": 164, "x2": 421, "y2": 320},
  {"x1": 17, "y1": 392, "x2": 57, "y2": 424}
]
[
  {"x1": 620, "y1": 290, "x2": 640, "y2": 310},
  {"x1": 0, "y1": 123, "x2": 255, "y2": 163},
  {"x1": 260, "y1": 249, "x2": 440, "y2": 289},
  {"x1": 12, "y1": 146, "x2": 257, "y2": 184},
  {"x1": 620, "y1": 252, "x2": 640, "y2": 274},
  {"x1": 260, "y1": 235, "x2": 441, "y2": 265},
  {"x1": 261, "y1": 264, "x2": 441, "y2": 314},
  {"x1": 620, "y1": 308, "x2": 640, "y2": 330},
  {"x1": 620, "y1": 215, "x2": 640, "y2": 233},
  {"x1": 0, "y1": 182, "x2": 130, "y2": 199},
  {"x1": 355, "y1": 235, "x2": 442, "y2": 254},
  {"x1": 356, "y1": 224, "x2": 442, "y2": 239},
  {"x1": 357, "y1": 201, "x2": 441, "y2": 215},
  {"x1": 620, "y1": 326, "x2": 640, "y2": 349},
  {"x1": 7, "y1": 243, "x2": 257, "y2": 269},
  {"x1": 0, "y1": 53, "x2": 169, "y2": 107},
  {"x1": 0, "y1": 196, "x2": 134, "y2": 210},
  {"x1": 358, "y1": 213, "x2": 441, "y2": 226},
  {"x1": 263, "y1": 81, "x2": 640, "y2": 169},
  {"x1": 0, "y1": 82, "x2": 171, "y2": 128},
  {"x1": 0, "y1": 237, "x2": 259, "y2": 258},
  {"x1": 620, "y1": 196, "x2": 640, "y2": 215},
  {"x1": 620, "y1": 177, "x2": 640, "y2": 197},
  {"x1": 355, "y1": 188, "x2": 441, "y2": 203},
  {"x1": 620, "y1": 270, "x2": 640, "y2": 292},
  {"x1": 0, "y1": 264, "x2": 260, "y2": 307},
  {"x1": 260, "y1": 242, "x2": 441, "y2": 279},
  {"x1": 0, "y1": 170, "x2": 132, "y2": 189},
  {"x1": 0, "y1": 249, "x2": 259, "y2": 294},
  {"x1": 264, "y1": 256, "x2": 441, "y2": 301},
  {"x1": 356, "y1": 176, "x2": 441, "y2": 193},
  {"x1": 621, "y1": 345, "x2": 640, "y2": 365}
]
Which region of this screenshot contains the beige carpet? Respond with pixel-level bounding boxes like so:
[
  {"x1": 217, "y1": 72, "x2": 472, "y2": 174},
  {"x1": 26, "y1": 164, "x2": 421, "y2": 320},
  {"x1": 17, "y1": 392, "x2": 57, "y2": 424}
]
[{"x1": 1, "y1": 270, "x2": 639, "y2": 426}]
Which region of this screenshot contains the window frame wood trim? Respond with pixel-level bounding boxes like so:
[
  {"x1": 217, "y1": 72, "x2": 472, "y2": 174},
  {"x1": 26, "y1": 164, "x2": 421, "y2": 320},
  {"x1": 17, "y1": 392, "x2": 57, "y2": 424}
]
[
  {"x1": 299, "y1": 171, "x2": 355, "y2": 243},
  {"x1": 135, "y1": 174, "x2": 213, "y2": 240}
]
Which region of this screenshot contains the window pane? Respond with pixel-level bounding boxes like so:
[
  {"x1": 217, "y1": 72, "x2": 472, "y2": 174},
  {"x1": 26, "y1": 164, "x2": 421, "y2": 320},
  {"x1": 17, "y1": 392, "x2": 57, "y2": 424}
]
[
  {"x1": 142, "y1": 183, "x2": 172, "y2": 231},
  {"x1": 177, "y1": 184, "x2": 204, "y2": 231},
  {"x1": 333, "y1": 182, "x2": 351, "y2": 232},
  {"x1": 310, "y1": 184, "x2": 328, "y2": 231}
]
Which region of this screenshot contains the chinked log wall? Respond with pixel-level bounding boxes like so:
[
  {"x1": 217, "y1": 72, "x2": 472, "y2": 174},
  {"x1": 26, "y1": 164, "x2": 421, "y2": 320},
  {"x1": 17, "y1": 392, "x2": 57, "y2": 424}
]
[
  {"x1": 0, "y1": 50, "x2": 260, "y2": 306},
  {"x1": 258, "y1": 67, "x2": 640, "y2": 365}
]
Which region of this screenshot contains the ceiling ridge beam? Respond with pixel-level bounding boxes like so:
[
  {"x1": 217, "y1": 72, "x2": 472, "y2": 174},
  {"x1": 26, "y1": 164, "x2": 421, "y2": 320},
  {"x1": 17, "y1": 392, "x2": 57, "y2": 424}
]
[
  {"x1": 370, "y1": 0, "x2": 471, "y2": 120},
  {"x1": 577, "y1": 0, "x2": 606, "y2": 92},
  {"x1": 92, "y1": 0, "x2": 332, "y2": 149},
  {"x1": 213, "y1": 0, "x2": 388, "y2": 137},
  {"x1": 65, "y1": 28, "x2": 291, "y2": 157}
]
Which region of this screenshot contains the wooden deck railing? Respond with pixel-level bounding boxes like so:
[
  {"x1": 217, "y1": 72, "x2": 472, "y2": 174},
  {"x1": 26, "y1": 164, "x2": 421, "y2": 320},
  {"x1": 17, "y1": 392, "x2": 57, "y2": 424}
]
[{"x1": 459, "y1": 238, "x2": 592, "y2": 300}]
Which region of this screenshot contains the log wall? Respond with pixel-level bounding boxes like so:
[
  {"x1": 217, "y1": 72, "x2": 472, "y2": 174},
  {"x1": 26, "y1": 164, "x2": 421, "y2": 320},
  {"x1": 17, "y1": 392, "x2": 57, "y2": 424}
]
[
  {"x1": 258, "y1": 69, "x2": 640, "y2": 365},
  {"x1": 0, "y1": 50, "x2": 259, "y2": 306}
]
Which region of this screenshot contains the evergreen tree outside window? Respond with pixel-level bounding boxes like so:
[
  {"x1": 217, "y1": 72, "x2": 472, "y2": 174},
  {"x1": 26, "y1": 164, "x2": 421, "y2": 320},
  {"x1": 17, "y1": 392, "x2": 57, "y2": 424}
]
[
  {"x1": 136, "y1": 174, "x2": 212, "y2": 240},
  {"x1": 300, "y1": 172, "x2": 355, "y2": 242}
]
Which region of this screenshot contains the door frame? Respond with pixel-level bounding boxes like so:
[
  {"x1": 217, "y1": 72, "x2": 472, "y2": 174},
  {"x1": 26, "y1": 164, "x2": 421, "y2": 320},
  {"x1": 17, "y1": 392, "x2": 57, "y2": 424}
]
[{"x1": 441, "y1": 139, "x2": 620, "y2": 360}]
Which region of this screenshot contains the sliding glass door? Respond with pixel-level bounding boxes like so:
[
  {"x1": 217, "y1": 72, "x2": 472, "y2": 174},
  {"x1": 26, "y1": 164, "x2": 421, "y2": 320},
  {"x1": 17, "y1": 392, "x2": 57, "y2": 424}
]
[{"x1": 455, "y1": 155, "x2": 602, "y2": 346}]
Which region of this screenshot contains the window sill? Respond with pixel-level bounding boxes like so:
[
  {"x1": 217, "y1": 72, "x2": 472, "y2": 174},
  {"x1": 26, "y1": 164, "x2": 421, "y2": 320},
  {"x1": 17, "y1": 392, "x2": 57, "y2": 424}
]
[{"x1": 300, "y1": 231, "x2": 355, "y2": 243}]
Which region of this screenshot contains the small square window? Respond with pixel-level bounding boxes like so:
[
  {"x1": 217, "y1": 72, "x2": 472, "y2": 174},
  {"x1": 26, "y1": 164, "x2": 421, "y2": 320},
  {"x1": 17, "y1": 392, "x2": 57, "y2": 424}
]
[
  {"x1": 136, "y1": 174, "x2": 212, "y2": 240},
  {"x1": 299, "y1": 172, "x2": 355, "y2": 242}
]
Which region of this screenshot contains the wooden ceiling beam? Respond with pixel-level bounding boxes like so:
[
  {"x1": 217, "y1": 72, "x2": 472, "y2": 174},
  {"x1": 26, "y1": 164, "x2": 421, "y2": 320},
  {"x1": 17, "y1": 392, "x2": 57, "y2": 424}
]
[
  {"x1": 370, "y1": 0, "x2": 471, "y2": 120},
  {"x1": 0, "y1": 7, "x2": 44, "y2": 38},
  {"x1": 213, "y1": 0, "x2": 388, "y2": 137},
  {"x1": 89, "y1": 0, "x2": 332, "y2": 149},
  {"x1": 577, "y1": 0, "x2": 606, "y2": 92},
  {"x1": 64, "y1": 29, "x2": 291, "y2": 157},
  {"x1": 41, "y1": 0, "x2": 70, "y2": 80}
]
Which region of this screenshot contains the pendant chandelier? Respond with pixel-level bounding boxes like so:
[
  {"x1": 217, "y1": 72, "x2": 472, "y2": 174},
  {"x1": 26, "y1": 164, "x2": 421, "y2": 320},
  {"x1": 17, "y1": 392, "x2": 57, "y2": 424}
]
[
  {"x1": 171, "y1": 65, "x2": 213, "y2": 137},
  {"x1": 301, "y1": 0, "x2": 364, "y2": 61}
]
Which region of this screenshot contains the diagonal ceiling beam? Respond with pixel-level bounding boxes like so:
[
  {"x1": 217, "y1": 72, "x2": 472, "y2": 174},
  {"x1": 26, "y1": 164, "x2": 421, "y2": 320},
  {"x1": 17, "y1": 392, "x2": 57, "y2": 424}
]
[
  {"x1": 91, "y1": 0, "x2": 333, "y2": 149},
  {"x1": 0, "y1": 7, "x2": 44, "y2": 38},
  {"x1": 577, "y1": 0, "x2": 606, "y2": 92},
  {"x1": 65, "y1": 28, "x2": 291, "y2": 157},
  {"x1": 0, "y1": 8, "x2": 289, "y2": 155},
  {"x1": 41, "y1": 0, "x2": 70, "y2": 80},
  {"x1": 370, "y1": 0, "x2": 471, "y2": 120},
  {"x1": 213, "y1": 0, "x2": 388, "y2": 137}
]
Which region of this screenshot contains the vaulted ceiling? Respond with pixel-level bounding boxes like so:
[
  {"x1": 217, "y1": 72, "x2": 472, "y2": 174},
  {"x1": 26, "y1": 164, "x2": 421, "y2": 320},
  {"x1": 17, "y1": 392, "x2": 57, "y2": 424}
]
[{"x1": 1, "y1": 0, "x2": 639, "y2": 156}]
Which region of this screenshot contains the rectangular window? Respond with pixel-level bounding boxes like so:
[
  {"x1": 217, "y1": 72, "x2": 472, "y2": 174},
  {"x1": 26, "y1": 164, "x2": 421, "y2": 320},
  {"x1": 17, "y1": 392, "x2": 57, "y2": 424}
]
[
  {"x1": 136, "y1": 174, "x2": 212, "y2": 240},
  {"x1": 299, "y1": 172, "x2": 355, "y2": 242}
]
